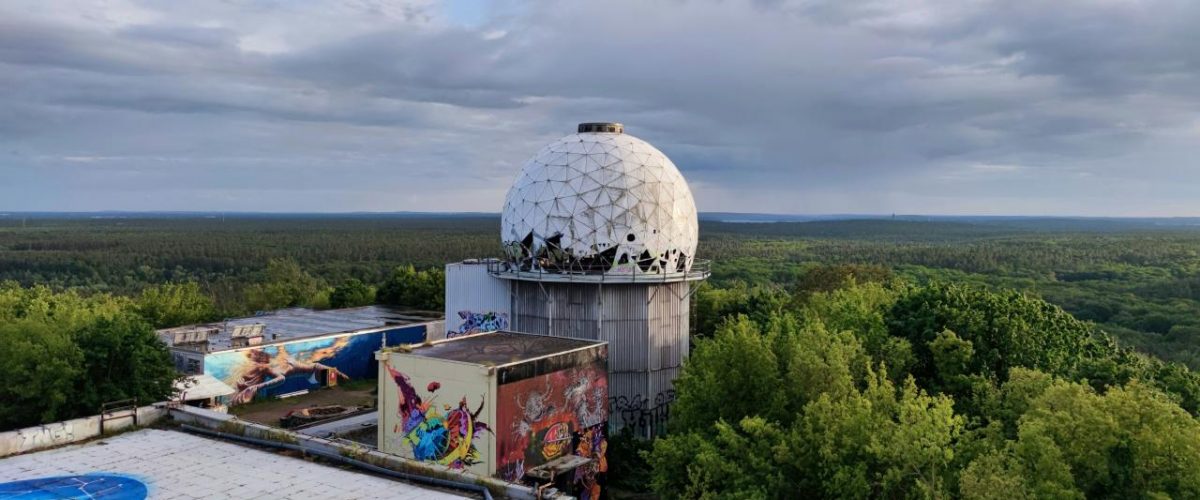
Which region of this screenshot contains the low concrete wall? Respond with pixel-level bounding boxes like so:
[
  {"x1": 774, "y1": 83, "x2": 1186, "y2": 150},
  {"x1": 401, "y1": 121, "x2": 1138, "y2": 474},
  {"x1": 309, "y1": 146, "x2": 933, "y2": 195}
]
[
  {"x1": 168, "y1": 405, "x2": 560, "y2": 499},
  {"x1": 0, "y1": 405, "x2": 168, "y2": 458}
]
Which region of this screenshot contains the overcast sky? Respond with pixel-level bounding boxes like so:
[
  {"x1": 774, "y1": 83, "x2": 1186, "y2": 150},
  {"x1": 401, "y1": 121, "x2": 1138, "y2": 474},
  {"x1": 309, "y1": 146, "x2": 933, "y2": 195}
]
[{"x1": 2, "y1": 0, "x2": 1199, "y2": 215}]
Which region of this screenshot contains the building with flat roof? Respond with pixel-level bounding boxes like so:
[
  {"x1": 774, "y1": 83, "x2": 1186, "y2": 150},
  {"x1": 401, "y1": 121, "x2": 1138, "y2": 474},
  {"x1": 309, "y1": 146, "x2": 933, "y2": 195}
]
[
  {"x1": 377, "y1": 331, "x2": 608, "y2": 497},
  {"x1": 157, "y1": 305, "x2": 443, "y2": 404}
]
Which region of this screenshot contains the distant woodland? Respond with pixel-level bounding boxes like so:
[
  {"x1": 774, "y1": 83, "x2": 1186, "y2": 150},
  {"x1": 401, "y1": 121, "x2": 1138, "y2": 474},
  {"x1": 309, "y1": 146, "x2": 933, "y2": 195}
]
[
  {"x1": 4, "y1": 215, "x2": 1200, "y2": 369},
  {"x1": 7, "y1": 215, "x2": 1200, "y2": 497}
]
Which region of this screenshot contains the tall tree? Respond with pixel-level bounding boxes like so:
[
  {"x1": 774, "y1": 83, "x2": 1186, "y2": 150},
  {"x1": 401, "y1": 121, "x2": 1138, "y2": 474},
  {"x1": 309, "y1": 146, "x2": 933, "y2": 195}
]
[
  {"x1": 0, "y1": 320, "x2": 83, "y2": 429},
  {"x1": 330, "y1": 278, "x2": 376, "y2": 309},
  {"x1": 135, "y1": 282, "x2": 216, "y2": 327},
  {"x1": 377, "y1": 265, "x2": 444, "y2": 310},
  {"x1": 72, "y1": 313, "x2": 178, "y2": 414}
]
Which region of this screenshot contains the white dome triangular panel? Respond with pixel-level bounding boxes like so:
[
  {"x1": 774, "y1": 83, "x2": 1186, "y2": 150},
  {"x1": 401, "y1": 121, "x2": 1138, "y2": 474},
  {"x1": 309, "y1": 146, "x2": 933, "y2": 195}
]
[{"x1": 501, "y1": 125, "x2": 699, "y2": 275}]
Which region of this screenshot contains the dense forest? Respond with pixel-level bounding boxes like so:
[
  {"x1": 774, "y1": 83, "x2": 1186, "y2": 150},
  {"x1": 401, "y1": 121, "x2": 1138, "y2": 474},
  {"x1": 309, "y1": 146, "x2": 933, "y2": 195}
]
[
  {"x1": 649, "y1": 280, "x2": 1200, "y2": 498},
  {"x1": 6, "y1": 214, "x2": 1200, "y2": 496},
  {"x1": 4, "y1": 215, "x2": 1200, "y2": 368}
]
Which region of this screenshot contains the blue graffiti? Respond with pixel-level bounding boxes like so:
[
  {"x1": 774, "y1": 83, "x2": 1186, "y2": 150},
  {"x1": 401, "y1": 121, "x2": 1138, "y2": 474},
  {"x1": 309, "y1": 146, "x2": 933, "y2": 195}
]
[
  {"x1": 0, "y1": 474, "x2": 148, "y2": 499},
  {"x1": 449, "y1": 311, "x2": 509, "y2": 338}
]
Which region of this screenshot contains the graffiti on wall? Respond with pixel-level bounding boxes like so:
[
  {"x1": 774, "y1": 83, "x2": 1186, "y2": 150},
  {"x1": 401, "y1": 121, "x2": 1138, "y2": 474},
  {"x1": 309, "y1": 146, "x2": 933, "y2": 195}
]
[
  {"x1": 0, "y1": 474, "x2": 148, "y2": 499},
  {"x1": 448, "y1": 310, "x2": 509, "y2": 338},
  {"x1": 384, "y1": 363, "x2": 492, "y2": 469},
  {"x1": 496, "y1": 360, "x2": 608, "y2": 498},
  {"x1": 207, "y1": 326, "x2": 425, "y2": 403}
]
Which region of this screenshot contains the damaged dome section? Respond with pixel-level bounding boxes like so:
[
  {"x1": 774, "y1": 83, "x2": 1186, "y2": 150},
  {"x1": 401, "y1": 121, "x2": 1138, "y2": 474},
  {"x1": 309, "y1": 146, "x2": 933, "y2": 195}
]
[{"x1": 501, "y1": 124, "x2": 699, "y2": 277}]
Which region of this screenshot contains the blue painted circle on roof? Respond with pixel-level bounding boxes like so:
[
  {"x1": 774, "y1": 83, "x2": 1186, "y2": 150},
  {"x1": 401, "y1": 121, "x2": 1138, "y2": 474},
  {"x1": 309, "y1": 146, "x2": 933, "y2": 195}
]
[{"x1": 0, "y1": 473, "x2": 148, "y2": 499}]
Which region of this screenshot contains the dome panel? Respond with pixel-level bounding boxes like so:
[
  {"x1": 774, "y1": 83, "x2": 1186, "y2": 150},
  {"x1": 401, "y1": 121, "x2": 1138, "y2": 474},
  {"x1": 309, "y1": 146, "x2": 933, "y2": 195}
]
[{"x1": 501, "y1": 126, "x2": 699, "y2": 275}]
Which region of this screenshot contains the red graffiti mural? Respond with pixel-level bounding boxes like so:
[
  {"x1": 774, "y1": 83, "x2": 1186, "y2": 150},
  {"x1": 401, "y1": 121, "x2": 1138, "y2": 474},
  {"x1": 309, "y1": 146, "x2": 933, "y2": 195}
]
[{"x1": 495, "y1": 360, "x2": 608, "y2": 498}]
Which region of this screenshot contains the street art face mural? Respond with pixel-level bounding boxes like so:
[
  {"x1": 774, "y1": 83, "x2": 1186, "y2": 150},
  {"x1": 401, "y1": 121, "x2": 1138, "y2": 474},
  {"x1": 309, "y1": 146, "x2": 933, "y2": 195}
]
[
  {"x1": 384, "y1": 363, "x2": 492, "y2": 470},
  {"x1": 448, "y1": 311, "x2": 509, "y2": 339},
  {"x1": 207, "y1": 326, "x2": 425, "y2": 403},
  {"x1": 496, "y1": 360, "x2": 608, "y2": 499},
  {"x1": 0, "y1": 474, "x2": 148, "y2": 499}
]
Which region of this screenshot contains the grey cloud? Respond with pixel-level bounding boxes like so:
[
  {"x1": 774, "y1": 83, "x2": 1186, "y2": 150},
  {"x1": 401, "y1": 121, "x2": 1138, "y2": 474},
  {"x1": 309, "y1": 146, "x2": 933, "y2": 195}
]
[{"x1": 1, "y1": 0, "x2": 1199, "y2": 215}]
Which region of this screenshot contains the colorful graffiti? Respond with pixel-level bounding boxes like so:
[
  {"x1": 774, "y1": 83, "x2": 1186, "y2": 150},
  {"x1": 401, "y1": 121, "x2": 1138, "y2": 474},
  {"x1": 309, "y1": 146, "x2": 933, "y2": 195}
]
[
  {"x1": 496, "y1": 360, "x2": 608, "y2": 497},
  {"x1": 206, "y1": 325, "x2": 425, "y2": 403},
  {"x1": 574, "y1": 426, "x2": 608, "y2": 500},
  {"x1": 448, "y1": 310, "x2": 509, "y2": 338},
  {"x1": 0, "y1": 474, "x2": 148, "y2": 499},
  {"x1": 384, "y1": 363, "x2": 492, "y2": 469}
]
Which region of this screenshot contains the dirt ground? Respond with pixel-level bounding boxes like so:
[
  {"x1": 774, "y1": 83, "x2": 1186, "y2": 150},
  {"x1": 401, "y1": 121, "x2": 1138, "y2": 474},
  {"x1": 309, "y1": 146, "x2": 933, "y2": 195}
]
[{"x1": 229, "y1": 380, "x2": 376, "y2": 426}]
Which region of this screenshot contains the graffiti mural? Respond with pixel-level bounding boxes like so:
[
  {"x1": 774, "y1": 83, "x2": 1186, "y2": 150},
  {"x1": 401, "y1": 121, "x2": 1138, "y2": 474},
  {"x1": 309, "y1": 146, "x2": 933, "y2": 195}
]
[
  {"x1": 207, "y1": 325, "x2": 425, "y2": 403},
  {"x1": 384, "y1": 363, "x2": 492, "y2": 469},
  {"x1": 0, "y1": 474, "x2": 148, "y2": 499},
  {"x1": 496, "y1": 360, "x2": 608, "y2": 498},
  {"x1": 448, "y1": 310, "x2": 509, "y2": 338}
]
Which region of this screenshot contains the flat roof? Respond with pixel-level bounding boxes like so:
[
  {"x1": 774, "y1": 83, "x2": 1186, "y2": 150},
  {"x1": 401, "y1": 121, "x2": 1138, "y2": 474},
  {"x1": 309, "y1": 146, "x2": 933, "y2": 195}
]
[
  {"x1": 0, "y1": 428, "x2": 464, "y2": 499},
  {"x1": 173, "y1": 374, "x2": 235, "y2": 401},
  {"x1": 401, "y1": 331, "x2": 604, "y2": 366},
  {"x1": 158, "y1": 305, "x2": 441, "y2": 352}
]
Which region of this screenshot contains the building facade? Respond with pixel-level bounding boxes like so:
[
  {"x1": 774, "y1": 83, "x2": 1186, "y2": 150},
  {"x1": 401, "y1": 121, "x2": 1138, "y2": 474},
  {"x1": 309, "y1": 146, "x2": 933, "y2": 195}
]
[
  {"x1": 445, "y1": 123, "x2": 708, "y2": 426},
  {"x1": 377, "y1": 331, "x2": 608, "y2": 497},
  {"x1": 158, "y1": 305, "x2": 441, "y2": 404}
]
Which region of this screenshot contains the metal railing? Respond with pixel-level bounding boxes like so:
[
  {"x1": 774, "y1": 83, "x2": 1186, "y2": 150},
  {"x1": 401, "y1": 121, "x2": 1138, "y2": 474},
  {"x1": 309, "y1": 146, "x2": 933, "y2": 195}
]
[
  {"x1": 100, "y1": 398, "x2": 138, "y2": 433},
  {"x1": 486, "y1": 257, "x2": 711, "y2": 284}
]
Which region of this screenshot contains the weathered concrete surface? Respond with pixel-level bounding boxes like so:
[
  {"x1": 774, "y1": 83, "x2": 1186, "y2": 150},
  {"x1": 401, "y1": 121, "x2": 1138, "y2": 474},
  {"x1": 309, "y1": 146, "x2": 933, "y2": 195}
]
[
  {"x1": 170, "y1": 405, "x2": 562, "y2": 499},
  {"x1": 295, "y1": 410, "x2": 378, "y2": 438},
  {"x1": 0, "y1": 428, "x2": 464, "y2": 499},
  {"x1": 0, "y1": 405, "x2": 166, "y2": 458}
]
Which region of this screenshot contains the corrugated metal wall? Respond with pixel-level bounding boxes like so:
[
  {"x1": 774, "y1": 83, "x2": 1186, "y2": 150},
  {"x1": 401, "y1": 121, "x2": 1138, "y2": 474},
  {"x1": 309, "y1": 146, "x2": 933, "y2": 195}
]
[
  {"x1": 599, "y1": 284, "x2": 649, "y2": 374},
  {"x1": 444, "y1": 261, "x2": 512, "y2": 338},
  {"x1": 647, "y1": 281, "x2": 689, "y2": 372},
  {"x1": 510, "y1": 280, "x2": 549, "y2": 335},
  {"x1": 510, "y1": 280, "x2": 691, "y2": 405}
]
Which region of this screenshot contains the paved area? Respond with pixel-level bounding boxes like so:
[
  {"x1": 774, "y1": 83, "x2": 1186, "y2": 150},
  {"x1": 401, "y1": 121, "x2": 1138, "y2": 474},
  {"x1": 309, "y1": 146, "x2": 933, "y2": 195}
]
[
  {"x1": 0, "y1": 428, "x2": 466, "y2": 499},
  {"x1": 296, "y1": 410, "x2": 378, "y2": 438}
]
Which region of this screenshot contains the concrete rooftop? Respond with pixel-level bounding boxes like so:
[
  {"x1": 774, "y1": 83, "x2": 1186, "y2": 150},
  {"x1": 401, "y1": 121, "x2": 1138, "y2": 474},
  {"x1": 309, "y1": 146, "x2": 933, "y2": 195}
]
[
  {"x1": 405, "y1": 331, "x2": 604, "y2": 366},
  {"x1": 158, "y1": 305, "x2": 441, "y2": 352},
  {"x1": 0, "y1": 428, "x2": 466, "y2": 499}
]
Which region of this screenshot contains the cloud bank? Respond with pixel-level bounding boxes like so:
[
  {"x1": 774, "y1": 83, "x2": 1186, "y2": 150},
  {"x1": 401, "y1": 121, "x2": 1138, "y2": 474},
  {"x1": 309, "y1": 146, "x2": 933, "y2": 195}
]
[{"x1": 2, "y1": 0, "x2": 1199, "y2": 215}]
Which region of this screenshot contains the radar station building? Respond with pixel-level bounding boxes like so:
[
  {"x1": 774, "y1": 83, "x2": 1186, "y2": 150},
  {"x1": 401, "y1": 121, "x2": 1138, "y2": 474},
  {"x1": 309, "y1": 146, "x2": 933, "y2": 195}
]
[{"x1": 445, "y1": 122, "x2": 708, "y2": 408}]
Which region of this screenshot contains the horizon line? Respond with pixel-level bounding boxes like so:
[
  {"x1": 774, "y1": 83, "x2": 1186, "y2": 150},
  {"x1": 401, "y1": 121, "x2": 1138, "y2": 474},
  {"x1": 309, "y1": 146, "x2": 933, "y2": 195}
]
[{"x1": 3, "y1": 210, "x2": 1200, "y2": 220}]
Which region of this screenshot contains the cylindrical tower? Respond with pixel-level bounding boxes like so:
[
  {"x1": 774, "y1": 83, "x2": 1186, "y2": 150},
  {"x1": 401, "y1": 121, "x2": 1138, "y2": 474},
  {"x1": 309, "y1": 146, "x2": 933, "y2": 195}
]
[{"x1": 494, "y1": 122, "x2": 709, "y2": 420}]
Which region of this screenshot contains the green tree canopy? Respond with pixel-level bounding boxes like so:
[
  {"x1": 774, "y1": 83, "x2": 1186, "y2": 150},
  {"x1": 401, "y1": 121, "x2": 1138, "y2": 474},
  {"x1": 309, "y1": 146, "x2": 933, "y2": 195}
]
[
  {"x1": 73, "y1": 313, "x2": 178, "y2": 413},
  {"x1": 135, "y1": 281, "x2": 216, "y2": 328},
  {"x1": 244, "y1": 258, "x2": 329, "y2": 311},
  {"x1": 330, "y1": 278, "x2": 376, "y2": 309},
  {"x1": 650, "y1": 281, "x2": 1200, "y2": 499},
  {"x1": 0, "y1": 284, "x2": 178, "y2": 430},
  {"x1": 0, "y1": 319, "x2": 83, "y2": 429},
  {"x1": 377, "y1": 265, "x2": 444, "y2": 310}
]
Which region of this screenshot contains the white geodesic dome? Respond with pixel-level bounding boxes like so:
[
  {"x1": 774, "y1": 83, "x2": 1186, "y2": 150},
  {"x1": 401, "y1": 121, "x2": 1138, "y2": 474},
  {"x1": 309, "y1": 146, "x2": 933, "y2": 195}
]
[{"x1": 501, "y1": 123, "x2": 699, "y2": 276}]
